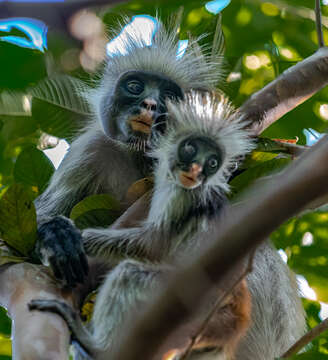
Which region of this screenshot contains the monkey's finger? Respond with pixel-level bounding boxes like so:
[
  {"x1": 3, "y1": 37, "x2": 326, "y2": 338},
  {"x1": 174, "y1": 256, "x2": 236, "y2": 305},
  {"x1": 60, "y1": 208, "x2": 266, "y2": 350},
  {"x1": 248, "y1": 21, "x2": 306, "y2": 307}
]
[
  {"x1": 48, "y1": 254, "x2": 66, "y2": 282},
  {"x1": 79, "y1": 252, "x2": 89, "y2": 277},
  {"x1": 63, "y1": 261, "x2": 78, "y2": 288},
  {"x1": 69, "y1": 255, "x2": 86, "y2": 284}
]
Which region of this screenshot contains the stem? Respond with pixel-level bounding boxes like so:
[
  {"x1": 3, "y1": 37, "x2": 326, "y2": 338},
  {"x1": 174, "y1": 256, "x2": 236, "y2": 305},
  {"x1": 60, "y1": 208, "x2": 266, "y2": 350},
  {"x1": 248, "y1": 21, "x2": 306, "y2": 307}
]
[
  {"x1": 315, "y1": 0, "x2": 325, "y2": 47},
  {"x1": 281, "y1": 317, "x2": 328, "y2": 358}
]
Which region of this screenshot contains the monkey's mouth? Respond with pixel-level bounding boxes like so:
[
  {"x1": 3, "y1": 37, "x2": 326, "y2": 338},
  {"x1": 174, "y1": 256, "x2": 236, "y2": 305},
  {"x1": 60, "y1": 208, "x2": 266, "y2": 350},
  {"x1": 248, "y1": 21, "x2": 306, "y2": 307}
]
[
  {"x1": 179, "y1": 171, "x2": 202, "y2": 189},
  {"x1": 130, "y1": 110, "x2": 153, "y2": 134}
]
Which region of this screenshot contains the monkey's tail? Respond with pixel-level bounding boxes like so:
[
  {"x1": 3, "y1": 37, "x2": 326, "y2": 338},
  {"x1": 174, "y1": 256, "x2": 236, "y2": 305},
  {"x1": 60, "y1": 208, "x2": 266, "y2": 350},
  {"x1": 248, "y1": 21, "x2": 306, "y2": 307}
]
[{"x1": 28, "y1": 299, "x2": 100, "y2": 359}]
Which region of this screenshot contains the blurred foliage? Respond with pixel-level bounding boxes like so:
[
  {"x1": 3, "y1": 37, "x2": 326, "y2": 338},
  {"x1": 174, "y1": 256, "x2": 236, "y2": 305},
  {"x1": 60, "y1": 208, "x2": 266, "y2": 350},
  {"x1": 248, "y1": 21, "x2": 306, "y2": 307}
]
[{"x1": 0, "y1": 0, "x2": 328, "y2": 359}]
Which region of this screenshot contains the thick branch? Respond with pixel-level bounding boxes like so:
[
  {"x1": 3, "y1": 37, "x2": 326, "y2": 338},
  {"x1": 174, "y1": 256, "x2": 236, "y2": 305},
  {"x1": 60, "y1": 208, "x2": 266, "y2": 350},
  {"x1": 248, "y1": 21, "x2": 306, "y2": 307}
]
[
  {"x1": 241, "y1": 47, "x2": 328, "y2": 135},
  {"x1": 0, "y1": 263, "x2": 73, "y2": 360},
  {"x1": 0, "y1": 195, "x2": 150, "y2": 360},
  {"x1": 113, "y1": 134, "x2": 328, "y2": 360}
]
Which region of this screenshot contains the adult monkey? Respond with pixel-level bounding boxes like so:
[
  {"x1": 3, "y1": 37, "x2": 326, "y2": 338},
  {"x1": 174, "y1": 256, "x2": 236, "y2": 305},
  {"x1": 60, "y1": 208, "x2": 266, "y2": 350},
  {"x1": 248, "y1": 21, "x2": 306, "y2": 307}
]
[{"x1": 34, "y1": 16, "x2": 225, "y2": 287}]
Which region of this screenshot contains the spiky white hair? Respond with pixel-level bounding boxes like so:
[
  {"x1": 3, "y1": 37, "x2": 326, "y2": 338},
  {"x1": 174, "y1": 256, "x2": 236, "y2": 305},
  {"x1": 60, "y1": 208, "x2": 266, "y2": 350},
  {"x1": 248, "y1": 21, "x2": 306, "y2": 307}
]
[
  {"x1": 87, "y1": 16, "x2": 225, "y2": 119},
  {"x1": 152, "y1": 91, "x2": 255, "y2": 196}
]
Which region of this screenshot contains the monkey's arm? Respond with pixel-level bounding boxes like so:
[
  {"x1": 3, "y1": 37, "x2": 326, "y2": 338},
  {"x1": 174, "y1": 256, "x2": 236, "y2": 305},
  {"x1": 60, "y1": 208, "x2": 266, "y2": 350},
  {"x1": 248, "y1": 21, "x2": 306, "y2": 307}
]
[
  {"x1": 33, "y1": 129, "x2": 112, "y2": 287},
  {"x1": 82, "y1": 226, "x2": 169, "y2": 262}
]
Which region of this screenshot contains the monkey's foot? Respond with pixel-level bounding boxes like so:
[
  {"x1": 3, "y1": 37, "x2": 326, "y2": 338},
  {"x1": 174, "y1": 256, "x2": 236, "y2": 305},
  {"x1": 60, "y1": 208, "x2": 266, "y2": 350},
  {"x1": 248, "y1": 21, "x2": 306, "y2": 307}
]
[
  {"x1": 29, "y1": 299, "x2": 97, "y2": 358},
  {"x1": 35, "y1": 215, "x2": 89, "y2": 287}
]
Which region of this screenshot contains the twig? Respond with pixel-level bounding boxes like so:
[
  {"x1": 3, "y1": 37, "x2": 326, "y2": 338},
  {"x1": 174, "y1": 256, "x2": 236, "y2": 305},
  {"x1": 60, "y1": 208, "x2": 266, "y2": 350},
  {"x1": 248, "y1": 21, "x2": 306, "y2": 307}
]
[
  {"x1": 281, "y1": 317, "x2": 328, "y2": 358},
  {"x1": 315, "y1": 0, "x2": 325, "y2": 47},
  {"x1": 178, "y1": 250, "x2": 255, "y2": 360}
]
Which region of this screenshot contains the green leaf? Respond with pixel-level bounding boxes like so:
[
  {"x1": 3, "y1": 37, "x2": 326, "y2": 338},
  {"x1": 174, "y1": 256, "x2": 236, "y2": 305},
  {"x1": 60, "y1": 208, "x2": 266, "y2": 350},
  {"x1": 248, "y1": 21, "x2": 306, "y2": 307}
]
[
  {"x1": 0, "y1": 184, "x2": 37, "y2": 256},
  {"x1": 0, "y1": 92, "x2": 29, "y2": 116},
  {"x1": 70, "y1": 194, "x2": 121, "y2": 230},
  {"x1": 29, "y1": 75, "x2": 92, "y2": 140},
  {"x1": 0, "y1": 308, "x2": 11, "y2": 336},
  {"x1": 14, "y1": 146, "x2": 55, "y2": 193},
  {"x1": 29, "y1": 75, "x2": 91, "y2": 115},
  {"x1": 0, "y1": 115, "x2": 37, "y2": 141},
  {"x1": 230, "y1": 157, "x2": 290, "y2": 196},
  {"x1": 242, "y1": 151, "x2": 279, "y2": 169}
]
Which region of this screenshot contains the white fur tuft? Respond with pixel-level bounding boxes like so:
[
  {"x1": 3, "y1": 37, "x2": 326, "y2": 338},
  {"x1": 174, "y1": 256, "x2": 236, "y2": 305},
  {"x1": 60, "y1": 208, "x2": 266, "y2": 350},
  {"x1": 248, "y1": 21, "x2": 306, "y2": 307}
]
[
  {"x1": 86, "y1": 16, "x2": 225, "y2": 120},
  {"x1": 152, "y1": 91, "x2": 256, "y2": 201}
]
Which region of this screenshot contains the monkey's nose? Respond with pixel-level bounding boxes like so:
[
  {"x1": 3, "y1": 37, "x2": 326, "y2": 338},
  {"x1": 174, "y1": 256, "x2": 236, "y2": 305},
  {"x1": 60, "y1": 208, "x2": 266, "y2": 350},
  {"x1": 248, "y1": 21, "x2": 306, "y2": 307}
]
[
  {"x1": 189, "y1": 163, "x2": 203, "y2": 177},
  {"x1": 142, "y1": 98, "x2": 157, "y2": 112}
]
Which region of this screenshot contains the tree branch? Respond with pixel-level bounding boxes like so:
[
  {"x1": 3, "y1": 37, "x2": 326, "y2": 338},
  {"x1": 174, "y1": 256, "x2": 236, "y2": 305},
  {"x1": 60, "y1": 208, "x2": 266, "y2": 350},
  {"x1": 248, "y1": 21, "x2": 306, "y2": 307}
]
[
  {"x1": 178, "y1": 251, "x2": 255, "y2": 360},
  {"x1": 0, "y1": 263, "x2": 73, "y2": 360},
  {"x1": 112, "y1": 134, "x2": 328, "y2": 360},
  {"x1": 241, "y1": 47, "x2": 328, "y2": 135}
]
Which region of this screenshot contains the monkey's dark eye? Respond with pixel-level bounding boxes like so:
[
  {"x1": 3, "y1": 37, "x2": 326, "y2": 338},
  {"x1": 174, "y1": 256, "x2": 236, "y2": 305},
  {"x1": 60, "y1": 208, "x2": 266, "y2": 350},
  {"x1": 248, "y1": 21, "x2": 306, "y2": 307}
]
[
  {"x1": 205, "y1": 155, "x2": 220, "y2": 175},
  {"x1": 163, "y1": 90, "x2": 178, "y2": 100},
  {"x1": 178, "y1": 140, "x2": 197, "y2": 163},
  {"x1": 126, "y1": 80, "x2": 144, "y2": 95}
]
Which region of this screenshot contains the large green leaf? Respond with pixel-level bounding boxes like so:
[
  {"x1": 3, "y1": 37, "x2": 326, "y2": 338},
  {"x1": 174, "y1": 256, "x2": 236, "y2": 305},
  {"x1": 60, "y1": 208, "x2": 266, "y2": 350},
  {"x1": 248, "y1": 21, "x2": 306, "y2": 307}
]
[
  {"x1": 29, "y1": 75, "x2": 92, "y2": 140},
  {"x1": 29, "y1": 75, "x2": 91, "y2": 115},
  {"x1": 14, "y1": 146, "x2": 55, "y2": 193},
  {"x1": 0, "y1": 115, "x2": 37, "y2": 141},
  {"x1": 0, "y1": 184, "x2": 37, "y2": 256},
  {"x1": 70, "y1": 194, "x2": 121, "y2": 230}
]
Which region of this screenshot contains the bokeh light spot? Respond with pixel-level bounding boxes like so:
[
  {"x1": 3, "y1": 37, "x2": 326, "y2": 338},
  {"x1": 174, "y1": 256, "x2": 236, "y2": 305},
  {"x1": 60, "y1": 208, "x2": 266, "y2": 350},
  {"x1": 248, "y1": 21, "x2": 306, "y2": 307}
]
[
  {"x1": 235, "y1": 7, "x2": 252, "y2": 26},
  {"x1": 261, "y1": 2, "x2": 279, "y2": 17}
]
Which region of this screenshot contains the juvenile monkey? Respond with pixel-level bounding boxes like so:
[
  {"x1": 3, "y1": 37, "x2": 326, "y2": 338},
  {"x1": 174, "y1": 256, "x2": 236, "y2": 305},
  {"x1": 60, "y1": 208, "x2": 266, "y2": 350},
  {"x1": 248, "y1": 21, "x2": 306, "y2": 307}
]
[
  {"x1": 30, "y1": 91, "x2": 255, "y2": 360},
  {"x1": 34, "y1": 17, "x2": 225, "y2": 287}
]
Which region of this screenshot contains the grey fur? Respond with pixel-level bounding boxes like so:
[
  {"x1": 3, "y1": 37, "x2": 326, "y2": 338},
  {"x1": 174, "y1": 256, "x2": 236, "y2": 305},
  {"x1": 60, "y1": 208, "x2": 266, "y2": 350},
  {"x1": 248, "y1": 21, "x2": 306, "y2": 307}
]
[
  {"x1": 236, "y1": 242, "x2": 306, "y2": 360},
  {"x1": 83, "y1": 92, "x2": 255, "y2": 261},
  {"x1": 81, "y1": 93, "x2": 306, "y2": 360},
  {"x1": 36, "y1": 17, "x2": 225, "y2": 222},
  {"x1": 73, "y1": 92, "x2": 255, "y2": 359}
]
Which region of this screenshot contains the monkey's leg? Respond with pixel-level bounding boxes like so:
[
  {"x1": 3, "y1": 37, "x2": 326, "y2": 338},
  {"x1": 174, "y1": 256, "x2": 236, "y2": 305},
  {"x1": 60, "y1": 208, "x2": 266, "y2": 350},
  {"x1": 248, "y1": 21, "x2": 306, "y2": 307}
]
[{"x1": 89, "y1": 259, "x2": 167, "y2": 352}]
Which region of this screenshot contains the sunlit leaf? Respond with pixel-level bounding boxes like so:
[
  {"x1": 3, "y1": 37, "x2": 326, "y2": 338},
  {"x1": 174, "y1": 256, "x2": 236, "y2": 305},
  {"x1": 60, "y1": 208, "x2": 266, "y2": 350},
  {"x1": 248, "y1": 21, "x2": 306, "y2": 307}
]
[{"x1": 230, "y1": 158, "x2": 290, "y2": 196}]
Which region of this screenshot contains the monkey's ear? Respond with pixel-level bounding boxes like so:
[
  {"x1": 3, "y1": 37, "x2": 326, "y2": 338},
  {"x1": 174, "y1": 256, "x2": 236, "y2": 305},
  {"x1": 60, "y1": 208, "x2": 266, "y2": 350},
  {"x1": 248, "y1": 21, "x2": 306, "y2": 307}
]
[{"x1": 150, "y1": 114, "x2": 167, "y2": 143}]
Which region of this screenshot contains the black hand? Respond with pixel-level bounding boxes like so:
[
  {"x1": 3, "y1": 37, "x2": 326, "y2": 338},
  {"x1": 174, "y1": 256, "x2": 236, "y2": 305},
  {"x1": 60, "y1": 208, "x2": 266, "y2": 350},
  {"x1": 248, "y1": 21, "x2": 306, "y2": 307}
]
[{"x1": 35, "y1": 216, "x2": 89, "y2": 287}]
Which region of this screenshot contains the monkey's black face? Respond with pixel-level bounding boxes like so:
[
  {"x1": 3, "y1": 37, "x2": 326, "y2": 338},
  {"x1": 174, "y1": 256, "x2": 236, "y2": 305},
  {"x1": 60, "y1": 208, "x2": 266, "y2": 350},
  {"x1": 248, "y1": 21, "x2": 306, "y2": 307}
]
[
  {"x1": 174, "y1": 136, "x2": 223, "y2": 189},
  {"x1": 101, "y1": 70, "x2": 183, "y2": 150}
]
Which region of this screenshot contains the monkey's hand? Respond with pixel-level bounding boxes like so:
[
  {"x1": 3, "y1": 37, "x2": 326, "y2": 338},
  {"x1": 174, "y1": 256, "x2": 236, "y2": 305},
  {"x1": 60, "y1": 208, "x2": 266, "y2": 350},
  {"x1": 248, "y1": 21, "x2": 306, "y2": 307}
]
[{"x1": 33, "y1": 216, "x2": 89, "y2": 287}]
